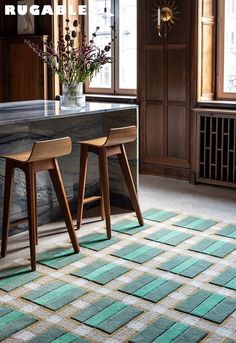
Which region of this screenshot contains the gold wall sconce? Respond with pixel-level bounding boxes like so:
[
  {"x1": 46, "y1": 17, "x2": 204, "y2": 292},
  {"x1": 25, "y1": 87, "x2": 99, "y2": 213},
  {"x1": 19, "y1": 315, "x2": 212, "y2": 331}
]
[{"x1": 153, "y1": 0, "x2": 179, "y2": 38}]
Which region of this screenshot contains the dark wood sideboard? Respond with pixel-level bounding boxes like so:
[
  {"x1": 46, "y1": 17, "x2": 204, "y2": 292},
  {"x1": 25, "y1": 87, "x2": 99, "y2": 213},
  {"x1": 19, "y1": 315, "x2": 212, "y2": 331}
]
[{"x1": 1, "y1": 35, "x2": 48, "y2": 102}]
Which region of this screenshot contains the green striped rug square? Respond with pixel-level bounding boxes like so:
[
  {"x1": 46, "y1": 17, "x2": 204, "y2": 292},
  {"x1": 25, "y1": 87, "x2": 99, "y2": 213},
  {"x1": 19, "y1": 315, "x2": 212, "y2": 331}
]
[
  {"x1": 37, "y1": 247, "x2": 85, "y2": 270},
  {"x1": 175, "y1": 289, "x2": 236, "y2": 323},
  {"x1": 28, "y1": 327, "x2": 90, "y2": 343},
  {"x1": 80, "y1": 233, "x2": 119, "y2": 251},
  {"x1": 71, "y1": 259, "x2": 130, "y2": 285},
  {"x1": 22, "y1": 280, "x2": 88, "y2": 311},
  {"x1": 0, "y1": 306, "x2": 37, "y2": 341},
  {"x1": 129, "y1": 316, "x2": 208, "y2": 343},
  {"x1": 174, "y1": 216, "x2": 217, "y2": 231},
  {"x1": 120, "y1": 274, "x2": 182, "y2": 303},
  {"x1": 190, "y1": 238, "x2": 236, "y2": 258},
  {"x1": 0, "y1": 266, "x2": 41, "y2": 291},
  {"x1": 210, "y1": 267, "x2": 236, "y2": 290},
  {"x1": 217, "y1": 225, "x2": 236, "y2": 239},
  {"x1": 158, "y1": 255, "x2": 212, "y2": 278},
  {"x1": 72, "y1": 297, "x2": 143, "y2": 334},
  {"x1": 111, "y1": 243, "x2": 164, "y2": 264},
  {"x1": 224, "y1": 340, "x2": 236, "y2": 343},
  {"x1": 146, "y1": 228, "x2": 192, "y2": 246},
  {"x1": 112, "y1": 219, "x2": 151, "y2": 235},
  {"x1": 143, "y1": 208, "x2": 176, "y2": 223}
]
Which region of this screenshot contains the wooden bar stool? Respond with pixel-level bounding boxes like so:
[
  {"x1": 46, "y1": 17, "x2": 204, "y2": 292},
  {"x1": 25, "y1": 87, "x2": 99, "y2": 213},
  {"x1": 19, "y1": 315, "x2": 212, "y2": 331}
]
[
  {"x1": 77, "y1": 126, "x2": 144, "y2": 239},
  {"x1": 0, "y1": 137, "x2": 79, "y2": 271}
]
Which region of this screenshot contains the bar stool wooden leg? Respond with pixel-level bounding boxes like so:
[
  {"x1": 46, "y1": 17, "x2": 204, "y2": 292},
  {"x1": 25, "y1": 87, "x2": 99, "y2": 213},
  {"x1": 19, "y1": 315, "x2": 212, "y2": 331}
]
[
  {"x1": 118, "y1": 145, "x2": 144, "y2": 226},
  {"x1": 76, "y1": 145, "x2": 88, "y2": 229},
  {"x1": 34, "y1": 174, "x2": 38, "y2": 245},
  {"x1": 1, "y1": 160, "x2": 15, "y2": 257},
  {"x1": 99, "y1": 149, "x2": 111, "y2": 239},
  {"x1": 99, "y1": 155, "x2": 105, "y2": 221},
  {"x1": 25, "y1": 165, "x2": 37, "y2": 271},
  {"x1": 49, "y1": 159, "x2": 80, "y2": 253},
  {"x1": 100, "y1": 196, "x2": 105, "y2": 221}
]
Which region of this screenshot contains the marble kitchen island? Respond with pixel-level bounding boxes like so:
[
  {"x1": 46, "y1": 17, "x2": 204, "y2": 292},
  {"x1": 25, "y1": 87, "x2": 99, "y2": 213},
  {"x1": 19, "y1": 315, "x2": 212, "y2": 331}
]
[{"x1": 0, "y1": 100, "x2": 139, "y2": 236}]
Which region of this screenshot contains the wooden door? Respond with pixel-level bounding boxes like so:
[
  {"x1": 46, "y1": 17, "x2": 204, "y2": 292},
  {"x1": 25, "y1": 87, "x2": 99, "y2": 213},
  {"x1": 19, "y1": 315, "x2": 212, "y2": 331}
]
[{"x1": 138, "y1": 0, "x2": 197, "y2": 180}]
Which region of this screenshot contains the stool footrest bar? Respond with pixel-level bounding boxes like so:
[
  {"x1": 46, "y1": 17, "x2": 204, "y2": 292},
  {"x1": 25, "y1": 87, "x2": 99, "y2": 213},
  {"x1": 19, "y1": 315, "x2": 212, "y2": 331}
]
[
  {"x1": 9, "y1": 217, "x2": 28, "y2": 227},
  {"x1": 83, "y1": 196, "x2": 102, "y2": 204}
]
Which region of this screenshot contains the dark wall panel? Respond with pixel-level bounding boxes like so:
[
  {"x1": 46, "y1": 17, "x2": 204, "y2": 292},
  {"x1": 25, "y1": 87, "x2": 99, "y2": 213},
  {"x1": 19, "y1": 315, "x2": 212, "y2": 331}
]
[
  {"x1": 168, "y1": 106, "x2": 187, "y2": 159},
  {"x1": 166, "y1": 0, "x2": 190, "y2": 44},
  {"x1": 168, "y1": 47, "x2": 186, "y2": 102},
  {"x1": 146, "y1": 104, "x2": 164, "y2": 156},
  {"x1": 147, "y1": 48, "x2": 164, "y2": 101}
]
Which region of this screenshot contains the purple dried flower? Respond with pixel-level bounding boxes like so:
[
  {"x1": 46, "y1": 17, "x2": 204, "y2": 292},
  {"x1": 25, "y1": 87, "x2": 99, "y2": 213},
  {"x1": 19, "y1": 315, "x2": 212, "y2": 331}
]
[
  {"x1": 25, "y1": 22, "x2": 112, "y2": 85},
  {"x1": 65, "y1": 34, "x2": 71, "y2": 41},
  {"x1": 72, "y1": 31, "x2": 77, "y2": 38}
]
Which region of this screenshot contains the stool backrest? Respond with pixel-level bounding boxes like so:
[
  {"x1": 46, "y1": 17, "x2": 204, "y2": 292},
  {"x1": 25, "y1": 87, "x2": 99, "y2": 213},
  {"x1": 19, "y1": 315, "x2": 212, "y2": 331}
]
[
  {"x1": 28, "y1": 137, "x2": 72, "y2": 162},
  {"x1": 104, "y1": 126, "x2": 137, "y2": 147}
]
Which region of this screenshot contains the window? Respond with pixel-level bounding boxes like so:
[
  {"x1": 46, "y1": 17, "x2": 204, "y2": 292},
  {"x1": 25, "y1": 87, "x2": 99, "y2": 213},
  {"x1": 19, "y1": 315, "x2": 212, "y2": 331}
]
[
  {"x1": 85, "y1": 0, "x2": 137, "y2": 95},
  {"x1": 217, "y1": 0, "x2": 236, "y2": 99}
]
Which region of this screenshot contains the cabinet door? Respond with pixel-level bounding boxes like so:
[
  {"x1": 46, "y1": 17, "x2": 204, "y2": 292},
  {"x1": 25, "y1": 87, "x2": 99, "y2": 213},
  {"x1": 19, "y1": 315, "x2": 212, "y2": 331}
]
[{"x1": 3, "y1": 36, "x2": 48, "y2": 101}]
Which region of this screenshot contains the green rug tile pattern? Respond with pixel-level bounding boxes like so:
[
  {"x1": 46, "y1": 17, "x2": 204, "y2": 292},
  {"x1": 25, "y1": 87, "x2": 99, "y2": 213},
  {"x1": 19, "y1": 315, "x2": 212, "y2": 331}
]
[
  {"x1": 175, "y1": 290, "x2": 236, "y2": 323},
  {"x1": 2, "y1": 210, "x2": 236, "y2": 342},
  {"x1": 37, "y1": 247, "x2": 85, "y2": 270},
  {"x1": 22, "y1": 281, "x2": 88, "y2": 311},
  {"x1": 146, "y1": 228, "x2": 192, "y2": 246},
  {"x1": 72, "y1": 297, "x2": 143, "y2": 334},
  {"x1": 0, "y1": 267, "x2": 41, "y2": 291},
  {"x1": 158, "y1": 255, "x2": 212, "y2": 278},
  {"x1": 143, "y1": 208, "x2": 176, "y2": 222},
  {"x1": 80, "y1": 233, "x2": 119, "y2": 251},
  {"x1": 71, "y1": 259, "x2": 130, "y2": 285},
  {"x1": 28, "y1": 327, "x2": 90, "y2": 343},
  {"x1": 120, "y1": 274, "x2": 182, "y2": 303},
  {"x1": 111, "y1": 243, "x2": 164, "y2": 264},
  {"x1": 112, "y1": 219, "x2": 151, "y2": 235},
  {"x1": 217, "y1": 225, "x2": 236, "y2": 239},
  {"x1": 0, "y1": 306, "x2": 37, "y2": 341},
  {"x1": 210, "y1": 268, "x2": 236, "y2": 290},
  {"x1": 174, "y1": 216, "x2": 217, "y2": 232},
  {"x1": 130, "y1": 316, "x2": 208, "y2": 343},
  {"x1": 190, "y1": 238, "x2": 235, "y2": 258}
]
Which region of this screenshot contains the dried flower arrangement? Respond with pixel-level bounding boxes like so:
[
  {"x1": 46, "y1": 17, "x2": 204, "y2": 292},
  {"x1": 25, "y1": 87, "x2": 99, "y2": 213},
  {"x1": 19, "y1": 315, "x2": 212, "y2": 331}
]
[{"x1": 25, "y1": 19, "x2": 112, "y2": 86}]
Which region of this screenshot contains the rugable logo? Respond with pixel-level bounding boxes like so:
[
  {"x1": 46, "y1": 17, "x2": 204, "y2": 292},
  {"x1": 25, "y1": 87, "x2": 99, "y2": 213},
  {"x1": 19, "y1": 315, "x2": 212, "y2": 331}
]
[{"x1": 5, "y1": 4, "x2": 87, "y2": 16}]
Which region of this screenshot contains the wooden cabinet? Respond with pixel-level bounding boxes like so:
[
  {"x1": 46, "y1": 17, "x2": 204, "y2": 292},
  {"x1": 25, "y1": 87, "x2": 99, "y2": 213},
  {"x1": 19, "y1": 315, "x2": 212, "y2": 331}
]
[{"x1": 2, "y1": 35, "x2": 48, "y2": 102}]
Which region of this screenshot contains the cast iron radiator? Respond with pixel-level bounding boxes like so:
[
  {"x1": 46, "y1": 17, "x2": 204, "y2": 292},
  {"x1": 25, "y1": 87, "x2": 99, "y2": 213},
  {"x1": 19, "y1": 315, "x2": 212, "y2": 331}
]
[{"x1": 197, "y1": 112, "x2": 236, "y2": 188}]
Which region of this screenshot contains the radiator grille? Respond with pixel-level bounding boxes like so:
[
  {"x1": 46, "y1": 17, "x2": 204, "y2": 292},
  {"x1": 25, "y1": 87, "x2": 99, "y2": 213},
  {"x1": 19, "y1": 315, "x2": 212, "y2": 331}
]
[{"x1": 198, "y1": 114, "x2": 236, "y2": 187}]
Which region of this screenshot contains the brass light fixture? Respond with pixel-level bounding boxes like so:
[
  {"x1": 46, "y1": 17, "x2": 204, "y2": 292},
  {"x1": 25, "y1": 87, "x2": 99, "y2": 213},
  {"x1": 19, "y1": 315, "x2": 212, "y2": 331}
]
[
  {"x1": 100, "y1": 0, "x2": 114, "y2": 25},
  {"x1": 152, "y1": 0, "x2": 179, "y2": 38}
]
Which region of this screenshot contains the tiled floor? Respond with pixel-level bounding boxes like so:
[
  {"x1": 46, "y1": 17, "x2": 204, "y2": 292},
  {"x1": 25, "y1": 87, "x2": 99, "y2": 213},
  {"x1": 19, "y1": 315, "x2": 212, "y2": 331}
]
[
  {"x1": 140, "y1": 175, "x2": 236, "y2": 223},
  {"x1": 0, "y1": 175, "x2": 236, "y2": 342}
]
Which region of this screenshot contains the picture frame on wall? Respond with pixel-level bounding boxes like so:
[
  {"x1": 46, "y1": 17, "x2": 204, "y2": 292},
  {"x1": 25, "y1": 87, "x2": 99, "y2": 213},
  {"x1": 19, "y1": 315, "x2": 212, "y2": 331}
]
[{"x1": 17, "y1": 0, "x2": 35, "y2": 35}]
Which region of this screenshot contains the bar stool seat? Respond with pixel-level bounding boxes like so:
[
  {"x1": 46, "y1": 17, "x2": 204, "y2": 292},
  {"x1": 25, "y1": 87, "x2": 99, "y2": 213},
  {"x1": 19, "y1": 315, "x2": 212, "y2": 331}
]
[
  {"x1": 0, "y1": 137, "x2": 80, "y2": 271},
  {"x1": 77, "y1": 126, "x2": 144, "y2": 239},
  {"x1": 2, "y1": 151, "x2": 32, "y2": 162},
  {"x1": 79, "y1": 137, "x2": 107, "y2": 146}
]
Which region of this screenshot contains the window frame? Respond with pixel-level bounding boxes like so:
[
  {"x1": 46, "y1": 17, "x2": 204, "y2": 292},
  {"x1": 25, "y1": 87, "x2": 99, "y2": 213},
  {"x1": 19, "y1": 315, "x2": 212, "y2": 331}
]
[
  {"x1": 217, "y1": 0, "x2": 236, "y2": 100},
  {"x1": 84, "y1": 0, "x2": 137, "y2": 95}
]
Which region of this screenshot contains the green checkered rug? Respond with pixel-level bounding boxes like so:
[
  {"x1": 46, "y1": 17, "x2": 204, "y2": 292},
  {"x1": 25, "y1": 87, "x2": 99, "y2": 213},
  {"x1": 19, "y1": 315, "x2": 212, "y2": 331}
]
[{"x1": 0, "y1": 208, "x2": 235, "y2": 342}]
